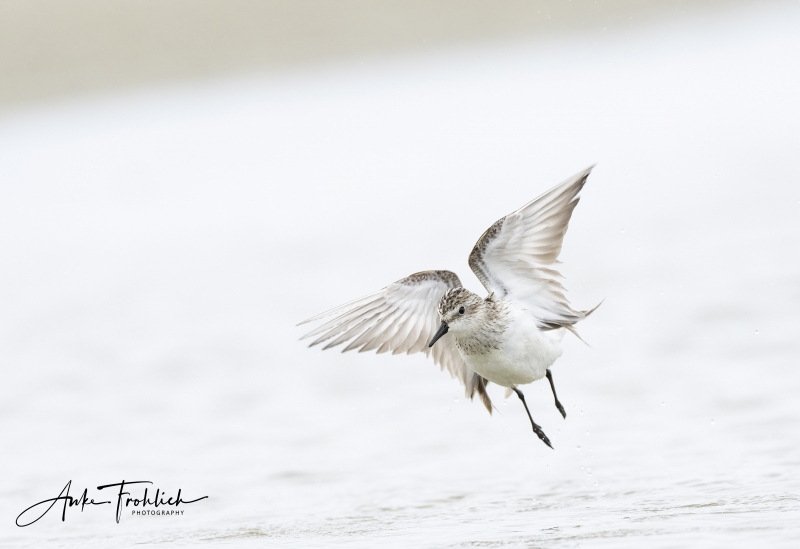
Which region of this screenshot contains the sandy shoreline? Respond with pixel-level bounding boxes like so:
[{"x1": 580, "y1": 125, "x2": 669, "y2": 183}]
[{"x1": 1, "y1": 0, "x2": 747, "y2": 114}]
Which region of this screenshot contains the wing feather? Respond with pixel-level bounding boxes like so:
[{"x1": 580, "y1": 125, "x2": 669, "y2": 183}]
[
  {"x1": 468, "y1": 166, "x2": 598, "y2": 329},
  {"x1": 299, "y1": 270, "x2": 494, "y2": 412}
]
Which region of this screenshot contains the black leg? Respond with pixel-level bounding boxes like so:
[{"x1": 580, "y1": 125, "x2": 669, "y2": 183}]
[
  {"x1": 512, "y1": 387, "x2": 553, "y2": 449},
  {"x1": 546, "y1": 369, "x2": 567, "y2": 419}
]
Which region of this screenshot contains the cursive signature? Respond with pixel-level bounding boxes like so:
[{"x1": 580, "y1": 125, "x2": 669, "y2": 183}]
[{"x1": 16, "y1": 480, "x2": 208, "y2": 526}]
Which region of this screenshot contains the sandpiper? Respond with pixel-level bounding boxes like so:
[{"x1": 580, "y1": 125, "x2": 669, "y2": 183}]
[{"x1": 299, "y1": 167, "x2": 600, "y2": 448}]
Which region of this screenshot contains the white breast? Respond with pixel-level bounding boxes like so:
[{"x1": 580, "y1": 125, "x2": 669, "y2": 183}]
[{"x1": 460, "y1": 306, "x2": 563, "y2": 388}]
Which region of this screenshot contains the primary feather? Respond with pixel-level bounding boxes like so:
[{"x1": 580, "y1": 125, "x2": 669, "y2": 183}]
[
  {"x1": 468, "y1": 166, "x2": 598, "y2": 331},
  {"x1": 298, "y1": 270, "x2": 494, "y2": 412}
]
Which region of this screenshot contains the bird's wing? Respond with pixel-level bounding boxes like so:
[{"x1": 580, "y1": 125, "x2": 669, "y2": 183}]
[
  {"x1": 298, "y1": 270, "x2": 493, "y2": 413},
  {"x1": 468, "y1": 166, "x2": 596, "y2": 330}
]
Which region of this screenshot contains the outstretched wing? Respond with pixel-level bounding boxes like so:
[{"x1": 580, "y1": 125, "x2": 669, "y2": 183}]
[
  {"x1": 298, "y1": 270, "x2": 493, "y2": 412},
  {"x1": 468, "y1": 166, "x2": 598, "y2": 330}
]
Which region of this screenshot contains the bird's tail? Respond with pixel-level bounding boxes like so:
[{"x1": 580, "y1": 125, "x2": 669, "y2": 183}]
[{"x1": 562, "y1": 299, "x2": 604, "y2": 345}]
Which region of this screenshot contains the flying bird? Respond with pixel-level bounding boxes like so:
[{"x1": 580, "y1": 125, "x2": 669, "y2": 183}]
[{"x1": 298, "y1": 167, "x2": 600, "y2": 448}]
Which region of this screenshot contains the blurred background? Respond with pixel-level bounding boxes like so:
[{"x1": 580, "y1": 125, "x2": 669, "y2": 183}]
[
  {"x1": 0, "y1": 0, "x2": 755, "y2": 113},
  {"x1": 1, "y1": 1, "x2": 799, "y2": 547}
]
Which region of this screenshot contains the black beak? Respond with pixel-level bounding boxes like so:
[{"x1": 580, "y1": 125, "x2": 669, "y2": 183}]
[{"x1": 428, "y1": 321, "x2": 449, "y2": 347}]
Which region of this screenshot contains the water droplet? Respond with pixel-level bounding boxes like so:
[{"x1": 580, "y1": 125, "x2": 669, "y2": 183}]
[
  {"x1": 661, "y1": 401, "x2": 666, "y2": 406},
  {"x1": 754, "y1": 329, "x2": 759, "y2": 335},
  {"x1": 453, "y1": 398, "x2": 459, "y2": 403},
  {"x1": 710, "y1": 419, "x2": 716, "y2": 426}
]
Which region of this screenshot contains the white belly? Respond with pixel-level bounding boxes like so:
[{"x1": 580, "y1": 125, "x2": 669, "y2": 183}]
[{"x1": 461, "y1": 313, "x2": 563, "y2": 388}]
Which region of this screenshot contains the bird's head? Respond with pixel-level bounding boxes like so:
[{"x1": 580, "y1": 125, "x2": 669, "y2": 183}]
[{"x1": 428, "y1": 287, "x2": 485, "y2": 347}]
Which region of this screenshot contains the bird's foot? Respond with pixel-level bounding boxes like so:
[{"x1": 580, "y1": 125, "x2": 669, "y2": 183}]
[{"x1": 531, "y1": 422, "x2": 553, "y2": 449}]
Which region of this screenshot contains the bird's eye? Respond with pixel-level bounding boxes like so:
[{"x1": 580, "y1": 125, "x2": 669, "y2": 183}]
[{"x1": 458, "y1": 306, "x2": 465, "y2": 315}]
